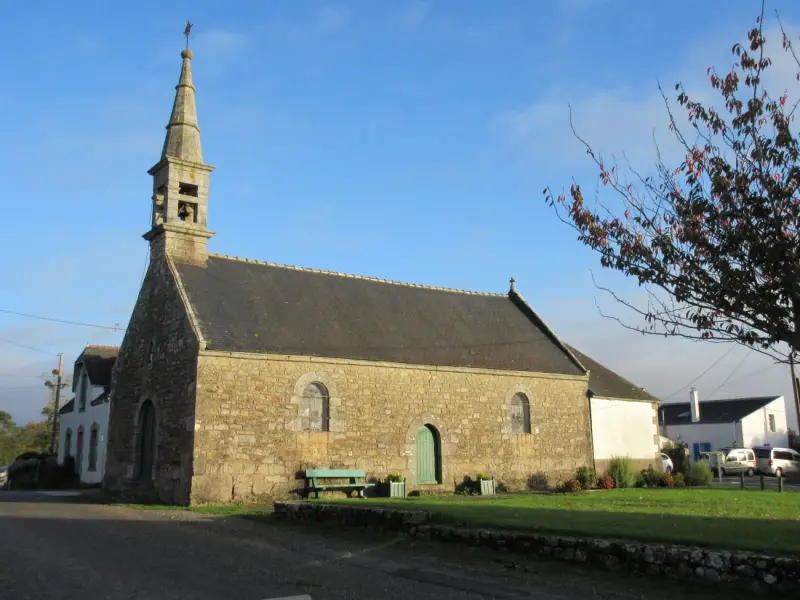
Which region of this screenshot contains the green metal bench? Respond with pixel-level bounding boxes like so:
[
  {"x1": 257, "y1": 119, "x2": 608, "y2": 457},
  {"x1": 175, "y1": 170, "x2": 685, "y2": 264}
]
[{"x1": 303, "y1": 468, "x2": 375, "y2": 499}]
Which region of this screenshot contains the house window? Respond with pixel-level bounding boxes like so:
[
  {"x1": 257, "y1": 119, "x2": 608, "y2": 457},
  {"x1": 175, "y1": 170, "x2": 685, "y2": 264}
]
[
  {"x1": 79, "y1": 370, "x2": 89, "y2": 412},
  {"x1": 88, "y1": 424, "x2": 99, "y2": 471},
  {"x1": 769, "y1": 414, "x2": 776, "y2": 433},
  {"x1": 64, "y1": 428, "x2": 72, "y2": 458},
  {"x1": 301, "y1": 383, "x2": 329, "y2": 432},
  {"x1": 510, "y1": 392, "x2": 531, "y2": 434},
  {"x1": 76, "y1": 426, "x2": 85, "y2": 474},
  {"x1": 148, "y1": 341, "x2": 155, "y2": 368}
]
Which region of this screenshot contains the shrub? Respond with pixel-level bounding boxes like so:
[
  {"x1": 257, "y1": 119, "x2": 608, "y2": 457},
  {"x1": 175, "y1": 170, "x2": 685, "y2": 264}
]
[
  {"x1": 686, "y1": 461, "x2": 713, "y2": 487},
  {"x1": 660, "y1": 472, "x2": 675, "y2": 488},
  {"x1": 559, "y1": 479, "x2": 583, "y2": 493},
  {"x1": 634, "y1": 472, "x2": 646, "y2": 488},
  {"x1": 597, "y1": 474, "x2": 615, "y2": 489},
  {"x1": 386, "y1": 472, "x2": 405, "y2": 482},
  {"x1": 455, "y1": 476, "x2": 478, "y2": 495},
  {"x1": 475, "y1": 472, "x2": 489, "y2": 481},
  {"x1": 664, "y1": 446, "x2": 689, "y2": 474},
  {"x1": 607, "y1": 456, "x2": 637, "y2": 489},
  {"x1": 673, "y1": 472, "x2": 686, "y2": 488},
  {"x1": 574, "y1": 466, "x2": 596, "y2": 490},
  {"x1": 642, "y1": 466, "x2": 662, "y2": 487}
]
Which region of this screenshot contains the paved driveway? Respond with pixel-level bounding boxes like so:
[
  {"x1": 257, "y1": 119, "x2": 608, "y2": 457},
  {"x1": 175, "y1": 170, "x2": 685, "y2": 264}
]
[
  {"x1": 0, "y1": 491, "x2": 753, "y2": 600},
  {"x1": 711, "y1": 474, "x2": 800, "y2": 492}
]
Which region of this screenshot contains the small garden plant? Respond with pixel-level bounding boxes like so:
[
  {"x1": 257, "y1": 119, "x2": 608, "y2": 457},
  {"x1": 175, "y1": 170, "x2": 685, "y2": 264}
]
[
  {"x1": 596, "y1": 474, "x2": 615, "y2": 489},
  {"x1": 386, "y1": 473, "x2": 405, "y2": 482},
  {"x1": 606, "y1": 456, "x2": 637, "y2": 488},
  {"x1": 558, "y1": 478, "x2": 583, "y2": 493},
  {"x1": 686, "y1": 461, "x2": 713, "y2": 487},
  {"x1": 574, "y1": 466, "x2": 596, "y2": 490}
]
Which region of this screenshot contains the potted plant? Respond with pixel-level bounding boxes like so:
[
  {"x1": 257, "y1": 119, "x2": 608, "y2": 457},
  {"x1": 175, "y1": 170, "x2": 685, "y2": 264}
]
[
  {"x1": 384, "y1": 473, "x2": 406, "y2": 497},
  {"x1": 476, "y1": 472, "x2": 496, "y2": 496}
]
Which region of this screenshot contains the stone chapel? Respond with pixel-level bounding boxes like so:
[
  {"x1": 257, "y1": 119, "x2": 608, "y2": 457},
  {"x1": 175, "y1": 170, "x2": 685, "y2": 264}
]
[{"x1": 103, "y1": 47, "x2": 596, "y2": 505}]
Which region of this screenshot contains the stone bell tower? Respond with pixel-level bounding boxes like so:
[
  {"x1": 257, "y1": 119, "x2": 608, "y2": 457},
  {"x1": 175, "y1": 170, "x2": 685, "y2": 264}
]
[{"x1": 144, "y1": 47, "x2": 215, "y2": 266}]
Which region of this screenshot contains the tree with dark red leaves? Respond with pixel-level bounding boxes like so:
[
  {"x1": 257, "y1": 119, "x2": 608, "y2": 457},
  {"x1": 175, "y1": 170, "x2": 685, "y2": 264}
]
[{"x1": 545, "y1": 3, "x2": 800, "y2": 363}]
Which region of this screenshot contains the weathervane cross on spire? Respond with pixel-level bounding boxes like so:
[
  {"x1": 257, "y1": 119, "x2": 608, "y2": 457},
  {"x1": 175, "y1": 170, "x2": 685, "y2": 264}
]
[{"x1": 184, "y1": 20, "x2": 194, "y2": 49}]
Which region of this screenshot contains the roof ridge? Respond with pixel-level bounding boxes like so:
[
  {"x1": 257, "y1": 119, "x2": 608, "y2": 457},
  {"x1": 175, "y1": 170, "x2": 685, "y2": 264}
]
[
  {"x1": 84, "y1": 345, "x2": 120, "y2": 350},
  {"x1": 208, "y1": 252, "x2": 506, "y2": 297}
]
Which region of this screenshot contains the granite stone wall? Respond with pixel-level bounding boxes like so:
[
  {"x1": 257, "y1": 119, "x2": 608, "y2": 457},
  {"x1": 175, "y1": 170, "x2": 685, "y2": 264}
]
[
  {"x1": 275, "y1": 502, "x2": 800, "y2": 594},
  {"x1": 103, "y1": 252, "x2": 199, "y2": 505},
  {"x1": 190, "y1": 352, "x2": 593, "y2": 504}
]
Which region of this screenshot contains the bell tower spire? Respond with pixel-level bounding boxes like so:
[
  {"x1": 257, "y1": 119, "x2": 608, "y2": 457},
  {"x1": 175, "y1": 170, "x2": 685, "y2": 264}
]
[{"x1": 144, "y1": 25, "x2": 215, "y2": 267}]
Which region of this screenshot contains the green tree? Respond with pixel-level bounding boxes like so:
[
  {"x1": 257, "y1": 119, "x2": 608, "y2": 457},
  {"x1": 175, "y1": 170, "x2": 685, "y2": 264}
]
[
  {"x1": 0, "y1": 410, "x2": 51, "y2": 465},
  {"x1": 545, "y1": 5, "x2": 800, "y2": 363}
]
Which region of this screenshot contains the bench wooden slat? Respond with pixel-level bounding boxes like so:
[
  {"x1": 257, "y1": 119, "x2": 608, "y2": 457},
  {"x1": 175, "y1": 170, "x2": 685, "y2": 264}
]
[
  {"x1": 312, "y1": 483, "x2": 376, "y2": 489},
  {"x1": 306, "y1": 468, "x2": 367, "y2": 478}
]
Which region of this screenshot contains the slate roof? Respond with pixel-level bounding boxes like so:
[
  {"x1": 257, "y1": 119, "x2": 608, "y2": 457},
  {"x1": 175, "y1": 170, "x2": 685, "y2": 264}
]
[
  {"x1": 90, "y1": 390, "x2": 109, "y2": 407},
  {"x1": 174, "y1": 255, "x2": 585, "y2": 375},
  {"x1": 660, "y1": 396, "x2": 781, "y2": 426},
  {"x1": 73, "y1": 345, "x2": 119, "y2": 392},
  {"x1": 59, "y1": 398, "x2": 75, "y2": 415},
  {"x1": 566, "y1": 345, "x2": 658, "y2": 402}
]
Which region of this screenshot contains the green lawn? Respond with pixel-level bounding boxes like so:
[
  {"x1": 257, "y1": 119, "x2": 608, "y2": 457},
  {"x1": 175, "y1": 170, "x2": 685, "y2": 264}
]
[{"x1": 337, "y1": 488, "x2": 800, "y2": 555}]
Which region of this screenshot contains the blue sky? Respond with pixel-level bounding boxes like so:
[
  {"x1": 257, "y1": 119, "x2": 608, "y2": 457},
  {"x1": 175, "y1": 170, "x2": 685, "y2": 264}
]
[{"x1": 2, "y1": 0, "x2": 800, "y2": 427}]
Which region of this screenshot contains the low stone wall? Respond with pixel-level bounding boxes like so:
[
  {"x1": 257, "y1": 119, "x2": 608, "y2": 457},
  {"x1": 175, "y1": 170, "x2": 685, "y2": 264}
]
[
  {"x1": 274, "y1": 502, "x2": 800, "y2": 594},
  {"x1": 274, "y1": 501, "x2": 429, "y2": 530}
]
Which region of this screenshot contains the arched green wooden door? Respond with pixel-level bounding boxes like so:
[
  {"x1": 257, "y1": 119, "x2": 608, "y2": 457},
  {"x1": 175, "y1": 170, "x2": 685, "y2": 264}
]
[{"x1": 416, "y1": 425, "x2": 437, "y2": 484}]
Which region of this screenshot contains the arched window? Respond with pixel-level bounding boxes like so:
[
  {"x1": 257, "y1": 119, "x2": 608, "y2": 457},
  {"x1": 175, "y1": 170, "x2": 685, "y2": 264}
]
[
  {"x1": 64, "y1": 428, "x2": 72, "y2": 458},
  {"x1": 136, "y1": 400, "x2": 156, "y2": 481},
  {"x1": 301, "y1": 383, "x2": 329, "y2": 432},
  {"x1": 76, "y1": 426, "x2": 85, "y2": 474},
  {"x1": 510, "y1": 392, "x2": 531, "y2": 434},
  {"x1": 88, "y1": 424, "x2": 100, "y2": 471}
]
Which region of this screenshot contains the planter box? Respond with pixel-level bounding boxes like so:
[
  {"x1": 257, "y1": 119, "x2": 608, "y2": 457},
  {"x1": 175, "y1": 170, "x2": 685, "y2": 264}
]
[
  {"x1": 389, "y1": 481, "x2": 406, "y2": 497},
  {"x1": 479, "y1": 479, "x2": 496, "y2": 496},
  {"x1": 378, "y1": 481, "x2": 407, "y2": 497}
]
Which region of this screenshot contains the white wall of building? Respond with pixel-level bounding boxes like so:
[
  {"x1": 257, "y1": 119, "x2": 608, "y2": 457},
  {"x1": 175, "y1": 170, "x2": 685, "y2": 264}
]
[
  {"x1": 590, "y1": 398, "x2": 658, "y2": 461},
  {"x1": 662, "y1": 421, "x2": 741, "y2": 456},
  {"x1": 740, "y1": 397, "x2": 788, "y2": 448},
  {"x1": 57, "y1": 366, "x2": 111, "y2": 485},
  {"x1": 663, "y1": 397, "x2": 789, "y2": 455}
]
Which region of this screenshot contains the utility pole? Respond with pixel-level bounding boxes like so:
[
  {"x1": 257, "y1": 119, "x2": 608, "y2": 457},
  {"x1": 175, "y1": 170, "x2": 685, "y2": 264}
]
[
  {"x1": 44, "y1": 353, "x2": 66, "y2": 456},
  {"x1": 791, "y1": 352, "x2": 800, "y2": 434}
]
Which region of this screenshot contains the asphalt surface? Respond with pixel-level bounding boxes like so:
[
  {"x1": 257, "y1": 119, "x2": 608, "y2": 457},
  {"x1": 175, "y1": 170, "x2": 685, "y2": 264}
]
[
  {"x1": 711, "y1": 474, "x2": 800, "y2": 491},
  {"x1": 0, "y1": 491, "x2": 752, "y2": 600}
]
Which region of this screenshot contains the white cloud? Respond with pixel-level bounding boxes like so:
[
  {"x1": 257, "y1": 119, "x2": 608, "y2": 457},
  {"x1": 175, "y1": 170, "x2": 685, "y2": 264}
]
[{"x1": 493, "y1": 21, "x2": 800, "y2": 174}]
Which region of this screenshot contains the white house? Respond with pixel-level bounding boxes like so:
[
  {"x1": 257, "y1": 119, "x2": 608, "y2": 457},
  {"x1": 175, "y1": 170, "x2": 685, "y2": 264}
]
[
  {"x1": 58, "y1": 345, "x2": 119, "y2": 485},
  {"x1": 567, "y1": 346, "x2": 661, "y2": 473},
  {"x1": 660, "y1": 391, "x2": 788, "y2": 460}
]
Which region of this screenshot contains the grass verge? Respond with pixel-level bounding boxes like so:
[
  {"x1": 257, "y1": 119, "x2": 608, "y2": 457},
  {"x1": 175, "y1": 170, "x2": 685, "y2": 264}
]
[{"x1": 335, "y1": 488, "x2": 800, "y2": 555}]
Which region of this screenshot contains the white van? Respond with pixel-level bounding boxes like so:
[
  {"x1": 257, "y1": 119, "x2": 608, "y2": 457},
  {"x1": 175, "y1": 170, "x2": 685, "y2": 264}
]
[
  {"x1": 719, "y1": 448, "x2": 757, "y2": 476},
  {"x1": 753, "y1": 446, "x2": 800, "y2": 477}
]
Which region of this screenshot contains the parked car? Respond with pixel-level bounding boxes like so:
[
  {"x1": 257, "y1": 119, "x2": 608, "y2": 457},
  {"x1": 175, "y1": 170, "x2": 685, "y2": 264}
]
[
  {"x1": 719, "y1": 447, "x2": 757, "y2": 476},
  {"x1": 753, "y1": 446, "x2": 800, "y2": 477},
  {"x1": 660, "y1": 453, "x2": 674, "y2": 473}
]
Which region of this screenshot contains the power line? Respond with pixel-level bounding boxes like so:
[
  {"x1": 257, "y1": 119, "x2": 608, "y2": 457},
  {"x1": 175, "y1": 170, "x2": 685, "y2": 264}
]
[
  {"x1": 0, "y1": 358, "x2": 51, "y2": 377},
  {"x1": 0, "y1": 308, "x2": 122, "y2": 331},
  {"x1": 661, "y1": 344, "x2": 737, "y2": 401},
  {"x1": 706, "y1": 352, "x2": 751, "y2": 400},
  {"x1": 0, "y1": 337, "x2": 55, "y2": 356}
]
